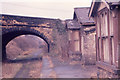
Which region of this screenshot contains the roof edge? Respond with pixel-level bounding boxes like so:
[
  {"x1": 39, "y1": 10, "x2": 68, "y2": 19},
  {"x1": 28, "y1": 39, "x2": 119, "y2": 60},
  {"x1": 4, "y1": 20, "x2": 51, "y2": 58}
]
[
  {"x1": 88, "y1": 0, "x2": 96, "y2": 17},
  {"x1": 88, "y1": 0, "x2": 110, "y2": 17},
  {"x1": 74, "y1": 7, "x2": 90, "y2": 9}
]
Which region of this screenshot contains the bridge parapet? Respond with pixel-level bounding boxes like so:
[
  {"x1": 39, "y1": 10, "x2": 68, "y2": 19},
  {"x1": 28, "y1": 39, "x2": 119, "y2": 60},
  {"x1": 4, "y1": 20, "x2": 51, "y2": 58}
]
[{"x1": 1, "y1": 14, "x2": 59, "y2": 45}]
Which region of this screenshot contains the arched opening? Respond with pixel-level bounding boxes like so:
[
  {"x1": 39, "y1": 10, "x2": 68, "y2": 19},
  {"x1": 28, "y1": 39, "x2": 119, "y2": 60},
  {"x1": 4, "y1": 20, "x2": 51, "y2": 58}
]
[
  {"x1": 2, "y1": 28, "x2": 50, "y2": 61},
  {"x1": 6, "y1": 35, "x2": 48, "y2": 61}
]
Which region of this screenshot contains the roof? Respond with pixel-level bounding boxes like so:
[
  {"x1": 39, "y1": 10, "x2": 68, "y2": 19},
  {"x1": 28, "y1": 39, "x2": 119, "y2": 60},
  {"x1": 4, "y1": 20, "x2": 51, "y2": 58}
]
[
  {"x1": 89, "y1": 0, "x2": 120, "y2": 17},
  {"x1": 106, "y1": 0, "x2": 120, "y2": 5},
  {"x1": 73, "y1": 7, "x2": 94, "y2": 24},
  {"x1": 66, "y1": 20, "x2": 81, "y2": 29}
]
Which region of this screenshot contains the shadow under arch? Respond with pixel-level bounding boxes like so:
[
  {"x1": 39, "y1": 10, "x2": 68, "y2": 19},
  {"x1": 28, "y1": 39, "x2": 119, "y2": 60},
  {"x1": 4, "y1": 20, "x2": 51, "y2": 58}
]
[{"x1": 2, "y1": 27, "x2": 50, "y2": 61}]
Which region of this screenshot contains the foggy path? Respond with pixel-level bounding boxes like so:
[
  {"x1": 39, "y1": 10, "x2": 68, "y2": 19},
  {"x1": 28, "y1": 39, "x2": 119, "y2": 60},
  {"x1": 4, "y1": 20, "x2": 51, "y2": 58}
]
[
  {"x1": 40, "y1": 55, "x2": 98, "y2": 78},
  {"x1": 2, "y1": 49, "x2": 43, "y2": 78},
  {"x1": 2, "y1": 50, "x2": 97, "y2": 78}
]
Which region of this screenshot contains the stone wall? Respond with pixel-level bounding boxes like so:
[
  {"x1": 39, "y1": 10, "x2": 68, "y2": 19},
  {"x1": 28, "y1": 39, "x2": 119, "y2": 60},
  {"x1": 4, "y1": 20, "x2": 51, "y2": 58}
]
[
  {"x1": 81, "y1": 26, "x2": 96, "y2": 65},
  {"x1": 49, "y1": 20, "x2": 69, "y2": 59},
  {"x1": 97, "y1": 67, "x2": 119, "y2": 78},
  {"x1": 1, "y1": 14, "x2": 68, "y2": 59}
]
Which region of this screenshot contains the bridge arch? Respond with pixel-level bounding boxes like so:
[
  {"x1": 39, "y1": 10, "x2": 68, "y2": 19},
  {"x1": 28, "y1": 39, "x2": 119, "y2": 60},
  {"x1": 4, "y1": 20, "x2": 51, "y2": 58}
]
[{"x1": 2, "y1": 27, "x2": 50, "y2": 61}]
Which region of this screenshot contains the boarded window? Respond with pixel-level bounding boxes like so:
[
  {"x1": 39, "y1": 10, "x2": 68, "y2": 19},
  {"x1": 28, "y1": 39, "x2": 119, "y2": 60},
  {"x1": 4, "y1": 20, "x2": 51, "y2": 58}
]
[
  {"x1": 103, "y1": 39, "x2": 109, "y2": 63},
  {"x1": 105, "y1": 12, "x2": 108, "y2": 36},
  {"x1": 111, "y1": 38, "x2": 115, "y2": 64},
  {"x1": 74, "y1": 31, "x2": 80, "y2": 52},
  {"x1": 74, "y1": 31, "x2": 79, "y2": 40},
  {"x1": 109, "y1": 12, "x2": 113, "y2": 36},
  {"x1": 81, "y1": 36, "x2": 84, "y2": 54},
  {"x1": 101, "y1": 14, "x2": 104, "y2": 36},
  {"x1": 98, "y1": 38, "x2": 101, "y2": 61},
  {"x1": 101, "y1": 12, "x2": 108, "y2": 36},
  {"x1": 68, "y1": 30, "x2": 72, "y2": 40},
  {"x1": 97, "y1": 16, "x2": 100, "y2": 37},
  {"x1": 74, "y1": 41, "x2": 80, "y2": 51}
]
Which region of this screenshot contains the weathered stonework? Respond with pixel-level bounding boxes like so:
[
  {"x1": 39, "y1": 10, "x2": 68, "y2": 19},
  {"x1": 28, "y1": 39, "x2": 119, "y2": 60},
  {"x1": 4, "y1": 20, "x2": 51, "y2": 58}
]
[
  {"x1": 82, "y1": 28, "x2": 96, "y2": 64},
  {"x1": 81, "y1": 26, "x2": 96, "y2": 65},
  {"x1": 1, "y1": 14, "x2": 68, "y2": 61},
  {"x1": 97, "y1": 67, "x2": 118, "y2": 78}
]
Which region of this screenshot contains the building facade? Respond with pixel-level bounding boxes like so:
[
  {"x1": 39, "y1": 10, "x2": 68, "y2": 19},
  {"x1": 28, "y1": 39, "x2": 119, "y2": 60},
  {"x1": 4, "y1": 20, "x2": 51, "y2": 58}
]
[
  {"x1": 66, "y1": 20, "x2": 82, "y2": 61},
  {"x1": 66, "y1": 7, "x2": 96, "y2": 65},
  {"x1": 89, "y1": 0, "x2": 120, "y2": 78},
  {"x1": 73, "y1": 7, "x2": 96, "y2": 65}
]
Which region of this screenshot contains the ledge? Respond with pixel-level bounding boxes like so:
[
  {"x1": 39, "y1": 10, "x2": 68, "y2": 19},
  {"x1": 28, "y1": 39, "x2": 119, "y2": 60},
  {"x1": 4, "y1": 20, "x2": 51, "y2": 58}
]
[{"x1": 96, "y1": 61, "x2": 120, "y2": 75}]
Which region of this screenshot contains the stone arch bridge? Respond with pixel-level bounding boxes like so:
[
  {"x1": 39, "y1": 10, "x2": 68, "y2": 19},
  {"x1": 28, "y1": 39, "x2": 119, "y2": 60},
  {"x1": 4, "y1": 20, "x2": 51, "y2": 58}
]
[{"x1": 1, "y1": 14, "x2": 67, "y2": 61}]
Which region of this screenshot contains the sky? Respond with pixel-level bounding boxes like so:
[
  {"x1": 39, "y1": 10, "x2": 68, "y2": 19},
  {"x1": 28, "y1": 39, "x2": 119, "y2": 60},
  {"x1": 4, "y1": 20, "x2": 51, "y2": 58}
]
[{"x1": 1, "y1": 0, "x2": 92, "y2": 20}]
